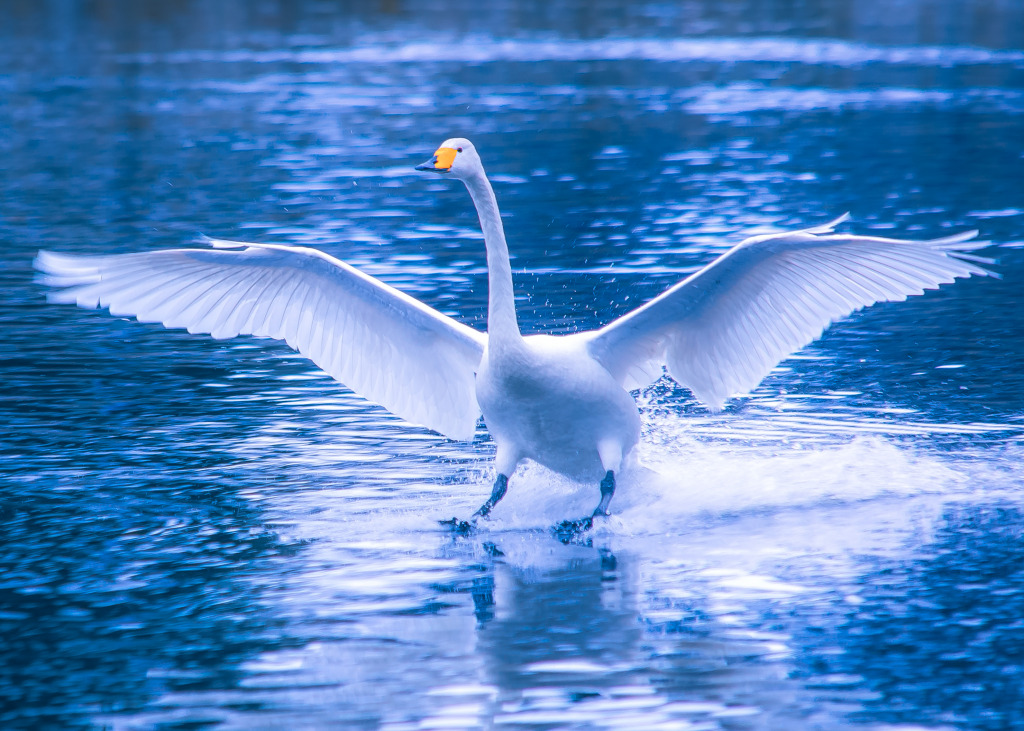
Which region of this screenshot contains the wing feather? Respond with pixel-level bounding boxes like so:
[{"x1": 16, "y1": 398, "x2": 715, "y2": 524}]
[
  {"x1": 588, "y1": 219, "x2": 994, "y2": 409},
  {"x1": 35, "y1": 242, "x2": 486, "y2": 440}
]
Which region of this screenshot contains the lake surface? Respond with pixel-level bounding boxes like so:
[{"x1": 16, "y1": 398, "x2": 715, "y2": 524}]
[{"x1": 2, "y1": 1, "x2": 1024, "y2": 728}]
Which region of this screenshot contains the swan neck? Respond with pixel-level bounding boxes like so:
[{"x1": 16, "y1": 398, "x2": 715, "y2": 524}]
[{"x1": 464, "y1": 171, "x2": 521, "y2": 342}]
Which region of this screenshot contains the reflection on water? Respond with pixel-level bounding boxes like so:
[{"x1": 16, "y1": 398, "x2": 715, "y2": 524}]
[
  {"x1": 827, "y1": 506, "x2": 1024, "y2": 728},
  {"x1": 2, "y1": 0, "x2": 1024, "y2": 728}
]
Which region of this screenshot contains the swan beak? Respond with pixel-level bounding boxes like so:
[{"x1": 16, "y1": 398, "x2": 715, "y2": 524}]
[{"x1": 415, "y1": 146, "x2": 457, "y2": 173}]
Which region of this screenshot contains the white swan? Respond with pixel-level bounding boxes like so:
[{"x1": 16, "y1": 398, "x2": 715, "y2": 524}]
[{"x1": 35, "y1": 137, "x2": 993, "y2": 532}]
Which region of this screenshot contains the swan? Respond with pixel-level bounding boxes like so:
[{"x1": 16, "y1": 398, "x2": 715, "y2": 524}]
[{"x1": 34, "y1": 137, "x2": 993, "y2": 533}]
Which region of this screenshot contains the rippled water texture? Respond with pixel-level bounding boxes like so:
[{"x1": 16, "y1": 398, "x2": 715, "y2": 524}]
[{"x1": 3, "y1": 1, "x2": 1024, "y2": 729}]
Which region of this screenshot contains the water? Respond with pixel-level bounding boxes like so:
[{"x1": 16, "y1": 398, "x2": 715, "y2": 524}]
[{"x1": 2, "y1": 1, "x2": 1024, "y2": 728}]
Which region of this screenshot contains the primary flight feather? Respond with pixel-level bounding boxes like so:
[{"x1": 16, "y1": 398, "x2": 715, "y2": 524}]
[{"x1": 34, "y1": 137, "x2": 994, "y2": 532}]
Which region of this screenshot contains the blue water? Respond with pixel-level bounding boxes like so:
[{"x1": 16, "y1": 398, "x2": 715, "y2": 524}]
[{"x1": 3, "y1": 1, "x2": 1024, "y2": 729}]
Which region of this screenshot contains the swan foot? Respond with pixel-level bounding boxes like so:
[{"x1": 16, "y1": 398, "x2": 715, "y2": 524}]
[
  {"x1": 594, "y1": 470, "x2": 615, "y2": 516},
  {"x1": 472, "y1": 474, "x2": 509, "y2": 519},
  {"x1": 440, "y1": 517, "x2": 474, "y2": 534},
  {"x1": 440, "y1": 474, "x2": 511, "y2": 534},
  {"x1": 553, "y1": 515, "x2": 594, "y2": 542},
  {"x1": 552, "y1": 471, "x2": 617, "y2": 543}
]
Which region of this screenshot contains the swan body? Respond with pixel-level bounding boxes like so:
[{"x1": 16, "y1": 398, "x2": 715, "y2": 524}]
[
  {"x1": 34, "y1": 137, "x2": 994, "y2": 529},
  {"x1": 476, "y1": 332, "x2": 641, "y2": 483}
]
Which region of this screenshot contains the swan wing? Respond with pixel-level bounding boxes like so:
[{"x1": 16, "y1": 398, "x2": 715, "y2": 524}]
[
  {"x1": 588, "y1": 215, "x2": 995, "y2": 408},
  {"x1": 35, "y1": 240, "x2": 486, "y2": 440}
]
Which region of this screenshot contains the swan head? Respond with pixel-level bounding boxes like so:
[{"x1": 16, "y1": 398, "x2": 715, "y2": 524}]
[{"x1": 415, "y1": 138, "x2": 481, "y2": 179}]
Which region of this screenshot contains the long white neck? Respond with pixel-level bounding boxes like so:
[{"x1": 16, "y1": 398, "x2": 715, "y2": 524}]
[{"x1": 462, "y1": 170, "x2": 522, "y2": 345}]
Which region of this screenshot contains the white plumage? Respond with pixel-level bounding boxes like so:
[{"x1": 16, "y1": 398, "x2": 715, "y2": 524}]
[
  {"x1": 588, "y1": 215, "x2": 990, "y2": 410},
  {"x1": 36, "y1": 241, "x2": 484, "y2": 441},
  {"x1": 35, "y1": 137, "x2": 994, "y2": 530}
]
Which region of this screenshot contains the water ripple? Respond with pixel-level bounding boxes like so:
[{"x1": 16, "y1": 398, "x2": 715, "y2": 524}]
[{"x1": 120, "y1": 36, "x2": 1024, "y2": 69}]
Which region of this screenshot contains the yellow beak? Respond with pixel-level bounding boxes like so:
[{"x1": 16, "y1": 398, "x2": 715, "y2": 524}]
[{"x1": 415, "y1": 146, "x2": 457, "y2": 172}]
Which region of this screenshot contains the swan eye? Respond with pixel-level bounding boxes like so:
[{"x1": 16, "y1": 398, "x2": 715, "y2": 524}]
[{"x1": 457, "y1": 147, "x2": 463, "y2": 152}]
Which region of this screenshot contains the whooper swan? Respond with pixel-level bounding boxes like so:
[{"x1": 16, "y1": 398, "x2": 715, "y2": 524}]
[{"x1": 34, "y1": 138, "x2": 993, "y2": 534}]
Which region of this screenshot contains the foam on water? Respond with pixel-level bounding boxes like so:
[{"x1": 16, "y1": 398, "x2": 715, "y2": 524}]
[
  {"x1": 474, "y1": 436, "x2": 971, "y2": 534},
  {"x1": 238, "y1": 383, "x2": 1021, "y2": 549},
  {"x1": 432, "y1": 393, "x2": 1023, "y2": 539}
]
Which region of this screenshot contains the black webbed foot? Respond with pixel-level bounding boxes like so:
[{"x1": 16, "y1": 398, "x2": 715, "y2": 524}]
[
  {"x1": 552, "y1": 469, "x2": 617, "y2": 543},
  {"x1": 439, "y1": 517, "x2": 473, "y2": 534},
  {"x1": 553, "y1": 515, "x2": 594, "y2": 543},
  {"x1": 472, "y1": 474, "x2": 509, "y2": 520},
  {"x1": 482, "y1": 541, "x2": 505, "y2": 557},
  {"x1": 444, "y1": 474, "x2": 511, "y2": 534}
]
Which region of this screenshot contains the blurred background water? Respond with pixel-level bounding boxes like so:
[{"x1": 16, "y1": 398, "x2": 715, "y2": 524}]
[{"x1": 2, "y1": 1, "x2": 1024, "y2": 729}]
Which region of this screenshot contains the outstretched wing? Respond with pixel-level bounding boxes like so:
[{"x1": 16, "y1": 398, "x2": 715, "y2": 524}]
[
  {"x1": 35, "y1": 240, "x2": 487, "y2": 440},
  {"x1": 587, "y1": 215, "x2": 995, "y2": 409}
]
